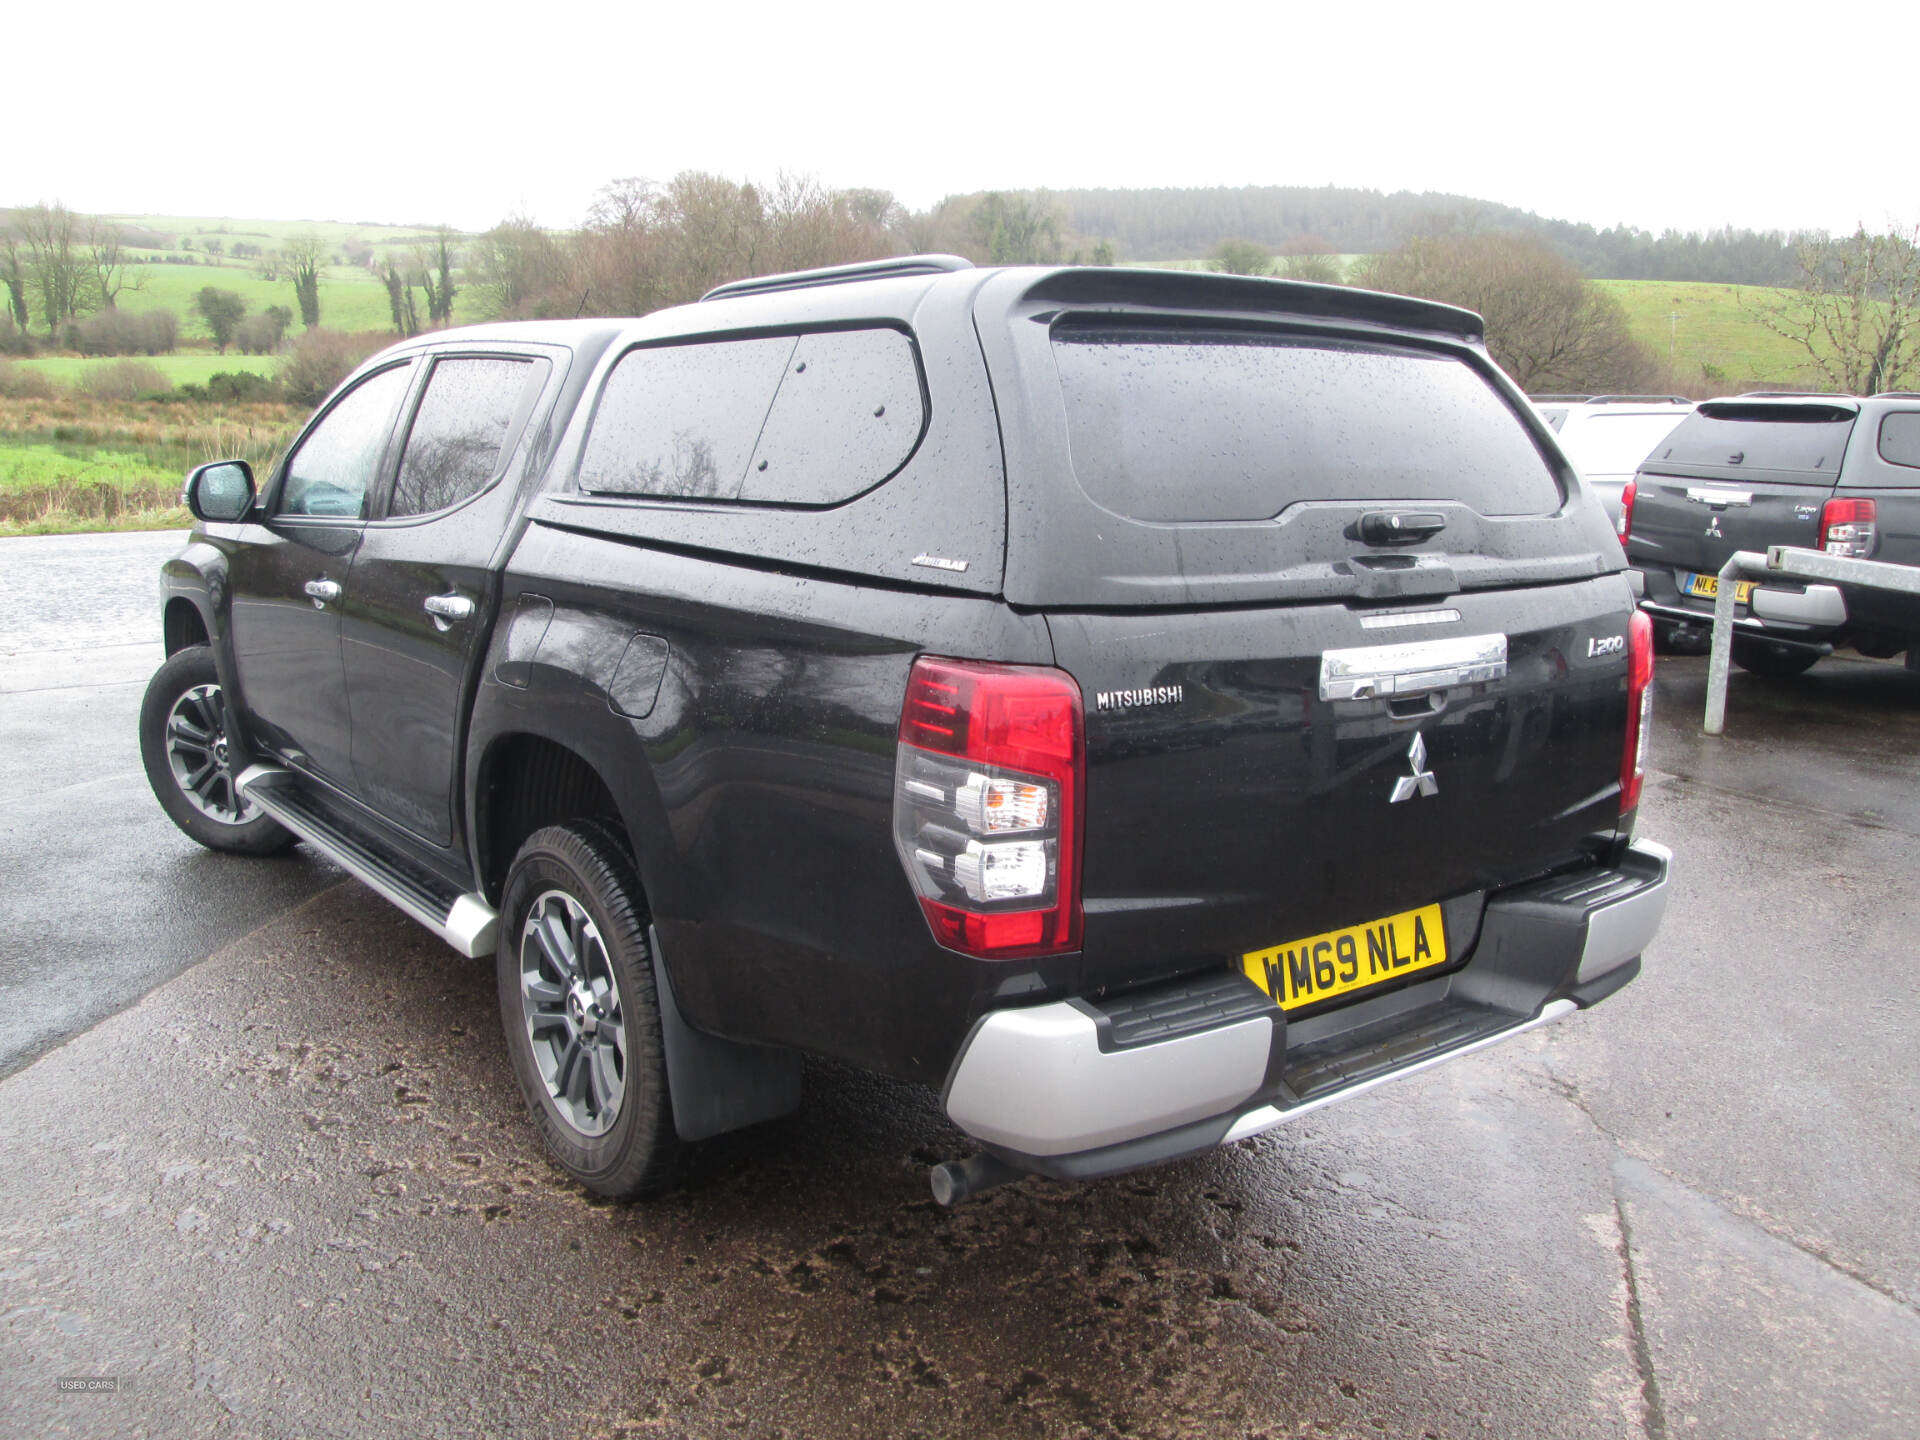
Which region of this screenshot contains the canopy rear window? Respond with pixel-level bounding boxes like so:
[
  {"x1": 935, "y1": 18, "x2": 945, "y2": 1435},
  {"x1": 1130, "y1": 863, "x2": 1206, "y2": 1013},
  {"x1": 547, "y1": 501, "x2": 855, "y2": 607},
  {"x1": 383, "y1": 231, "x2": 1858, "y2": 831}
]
[
  {"x1": 1049, "y1": 326, "x2": 1563, "y2": 522},
  {"x1": 1662, "y1": 403, "x2": 1858, "y2": 476}
]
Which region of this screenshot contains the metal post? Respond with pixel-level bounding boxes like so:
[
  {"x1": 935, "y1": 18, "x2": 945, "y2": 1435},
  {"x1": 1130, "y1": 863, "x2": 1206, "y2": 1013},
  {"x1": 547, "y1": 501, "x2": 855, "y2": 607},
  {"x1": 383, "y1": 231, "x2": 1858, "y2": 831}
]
[
  {"x1": 1703, "y1": 551, "x2": 1764, "y2": 736},
  {"x1": 1700, "y1": 545, "x2": 1920, "y2": 736}
]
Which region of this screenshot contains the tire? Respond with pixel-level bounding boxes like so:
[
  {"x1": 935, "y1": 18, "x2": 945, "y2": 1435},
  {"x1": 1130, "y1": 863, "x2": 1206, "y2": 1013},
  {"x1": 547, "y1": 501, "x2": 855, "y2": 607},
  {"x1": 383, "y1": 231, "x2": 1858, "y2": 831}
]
[
  {"x1": 139, "y1": 646, "x2": 295, "y2": 855},
  {"x1": 498, "y1": 822, "x2": 677, "y2": 1198},
  {"x1": 1731, "y1": 638, "x2": 1821, "y2": 678}
]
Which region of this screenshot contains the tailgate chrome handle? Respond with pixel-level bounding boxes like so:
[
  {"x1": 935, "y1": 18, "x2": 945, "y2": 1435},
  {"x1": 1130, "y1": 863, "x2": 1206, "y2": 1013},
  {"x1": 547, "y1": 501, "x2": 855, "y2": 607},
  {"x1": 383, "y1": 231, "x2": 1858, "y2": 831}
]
[
  {"x1": 1685, "y1": 487, "x2": 1753, "y2": 507},
  {"x1": 1320, "y1": 633, "x2": 1508, "y2": 702},
  {"x1": 304, "y1": 579, "x2": 341, "y2": 606},
  {"x1": 424, "y1": 593, "x2": 475, "y2": 631},
  {"x1": 1359, "y1": 510, "x2": 1447, "y2": 545}
]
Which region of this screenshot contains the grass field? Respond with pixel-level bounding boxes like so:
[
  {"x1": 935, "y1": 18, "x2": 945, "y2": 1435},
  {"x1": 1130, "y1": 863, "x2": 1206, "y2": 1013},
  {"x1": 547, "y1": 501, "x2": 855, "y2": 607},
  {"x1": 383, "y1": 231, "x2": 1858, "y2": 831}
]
[
  {"x1": 17, "y1": 354, "x2": 281, "y2": 385},
  {"x1": 94, "y1": 261, "x2": 487, "y2": 342},
  {"x1": 1597, "y1": 279, "x2": 1810, "y2": 389},
  {"x1": 0, "y1": 392, "x2": 303, "y2": 536}
]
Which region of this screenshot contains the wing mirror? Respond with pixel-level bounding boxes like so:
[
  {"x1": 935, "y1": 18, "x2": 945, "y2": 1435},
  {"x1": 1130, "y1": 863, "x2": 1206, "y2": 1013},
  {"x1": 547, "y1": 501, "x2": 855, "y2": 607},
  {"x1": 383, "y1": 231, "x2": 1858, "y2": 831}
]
[{"x1": 183, "y1": 460, "x2": 257, "y2": 522}]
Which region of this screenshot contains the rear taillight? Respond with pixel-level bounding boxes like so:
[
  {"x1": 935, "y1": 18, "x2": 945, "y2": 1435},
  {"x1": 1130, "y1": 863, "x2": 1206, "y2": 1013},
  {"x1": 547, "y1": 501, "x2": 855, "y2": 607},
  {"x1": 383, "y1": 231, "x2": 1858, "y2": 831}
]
[
  {"x1": 1819, "y1": 497, "x2": 1877, "y2": 558},
  {"x1": 1620, "y1": 611, "x2": 1654, "y2": 817},
  {"x1": 893, "y1": 657, "x2": 1084, "y2": 959},
  {"x1": 1617, "y1": 478, "x2": 1637, "y2": 542}
]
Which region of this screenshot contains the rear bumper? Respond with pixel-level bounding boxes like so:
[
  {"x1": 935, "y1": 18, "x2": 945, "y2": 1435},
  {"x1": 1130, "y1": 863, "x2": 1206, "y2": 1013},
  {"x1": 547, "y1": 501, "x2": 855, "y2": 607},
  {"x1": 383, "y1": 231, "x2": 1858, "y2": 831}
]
[
  {"x1": 943, "y1": 839, "x2": 1670, "y2": 1178},
  {"x1": 1633, "y1": 563, "x2": 1848, "y2": 639}
]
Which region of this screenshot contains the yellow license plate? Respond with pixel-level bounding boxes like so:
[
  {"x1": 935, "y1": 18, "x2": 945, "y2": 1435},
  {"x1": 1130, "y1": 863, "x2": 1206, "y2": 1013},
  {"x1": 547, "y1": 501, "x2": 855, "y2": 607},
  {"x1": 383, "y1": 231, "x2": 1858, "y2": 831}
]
[
  {"x1": 1242, "y1": 903, "x2": 1448, "y2": 1011},
  {"x1": 1687, "y1": 573, "x2": 1755, "y2": 604}
]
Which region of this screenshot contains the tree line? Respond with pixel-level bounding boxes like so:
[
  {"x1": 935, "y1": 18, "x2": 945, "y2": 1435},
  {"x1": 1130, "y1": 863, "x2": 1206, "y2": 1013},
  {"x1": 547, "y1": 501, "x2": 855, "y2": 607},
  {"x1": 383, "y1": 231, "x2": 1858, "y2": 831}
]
[{"x1": 1021, "y1": 184, "x2": 1821, "y2": 287}]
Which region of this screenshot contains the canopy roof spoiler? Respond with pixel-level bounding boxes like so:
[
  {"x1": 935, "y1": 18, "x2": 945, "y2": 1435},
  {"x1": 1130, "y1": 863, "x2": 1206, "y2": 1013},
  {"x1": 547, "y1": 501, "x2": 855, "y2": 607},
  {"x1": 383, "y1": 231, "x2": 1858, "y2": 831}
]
[{"x1": 1016, "y1": 267, "x2": 1486, "y2": 343}]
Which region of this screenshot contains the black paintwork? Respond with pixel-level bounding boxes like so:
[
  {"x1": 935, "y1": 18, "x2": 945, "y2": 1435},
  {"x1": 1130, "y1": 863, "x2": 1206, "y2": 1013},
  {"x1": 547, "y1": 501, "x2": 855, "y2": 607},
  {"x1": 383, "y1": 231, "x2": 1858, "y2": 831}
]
[{"x1": 159, "y1": 265, "x2": 1645, "y2": 1089}]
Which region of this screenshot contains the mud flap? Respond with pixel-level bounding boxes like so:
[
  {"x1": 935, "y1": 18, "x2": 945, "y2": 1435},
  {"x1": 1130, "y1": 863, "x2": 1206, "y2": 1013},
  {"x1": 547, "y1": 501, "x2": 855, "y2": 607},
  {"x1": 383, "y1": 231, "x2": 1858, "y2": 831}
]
[{"x1": 649, "y1": 925, "x2": 803, "y2": 1141}]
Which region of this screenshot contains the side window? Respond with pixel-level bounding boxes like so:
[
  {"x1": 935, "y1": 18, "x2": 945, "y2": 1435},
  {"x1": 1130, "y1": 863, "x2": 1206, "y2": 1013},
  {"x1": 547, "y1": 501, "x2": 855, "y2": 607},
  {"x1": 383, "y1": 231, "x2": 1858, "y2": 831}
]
[
  {"x1": 389, "y1": 357, "x2": 545, "y2": 518},
  {"x1": 1878, "y1": 412, "x2": 1920, "y2": 470},
  {"x1": 577, "y1": 328, "x2": 927, "y2": 506},
  {"x1": 578, "y1": 337, "x2": 795, "y2": 499},
  {"x1": 280, "y1": 364, "x2": 413, "y2": 519},
  {"x1": 744, "y1": 329, "x2": 925, "y2": 503}
]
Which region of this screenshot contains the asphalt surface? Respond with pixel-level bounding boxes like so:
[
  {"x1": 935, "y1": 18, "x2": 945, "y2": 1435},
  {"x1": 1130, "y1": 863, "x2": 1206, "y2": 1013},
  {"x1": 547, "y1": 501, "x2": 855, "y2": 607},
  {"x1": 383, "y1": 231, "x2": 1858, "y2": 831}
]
[
  {"x1": 2, "y1": 531, "x2": 1918, "y2": 1439},
  {"x1": 0, "y1": 532, "x2": 341, "y2": 1079}
]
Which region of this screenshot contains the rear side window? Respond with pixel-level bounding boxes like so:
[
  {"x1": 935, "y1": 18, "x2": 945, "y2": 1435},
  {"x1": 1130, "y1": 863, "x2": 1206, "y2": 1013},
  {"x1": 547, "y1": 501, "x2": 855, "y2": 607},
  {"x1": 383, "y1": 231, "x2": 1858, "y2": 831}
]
[
  {"x1": 1050, "y1": 327, "x2": 1562, "y2": 521},
  {"x1": 390, "y1": 357, "x2": 544, "y2": 517},
  {"x1": 1665, "y1": 403, "x2": 1857, "y2": 476},
  {"x1": 579, "y1": 328, "x2": 925, "y2": 505},
  {"x1": 1878, "y1": 412, "x2": 1920, "y2": 469}
]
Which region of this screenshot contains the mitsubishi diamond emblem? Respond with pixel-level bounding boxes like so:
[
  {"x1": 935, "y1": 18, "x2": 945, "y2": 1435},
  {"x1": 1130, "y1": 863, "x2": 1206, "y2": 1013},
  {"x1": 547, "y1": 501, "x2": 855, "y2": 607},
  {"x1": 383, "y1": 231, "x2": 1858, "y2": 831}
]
[{"x1": 1390, "y1": 731, "x2": 1439, "y2": 803}]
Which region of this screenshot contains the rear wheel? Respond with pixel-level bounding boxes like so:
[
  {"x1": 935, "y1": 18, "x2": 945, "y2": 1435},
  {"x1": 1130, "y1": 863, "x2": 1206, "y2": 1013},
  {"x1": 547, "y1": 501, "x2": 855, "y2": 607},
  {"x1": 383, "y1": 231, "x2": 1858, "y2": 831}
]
[
  {"x1": 498, "y1": 822, "x2": 677, "y2": 1197},
  {"x1": 1732, "y1": 638, "x2": 1820, "y2": 678},
  {"x1": 139, "y1": 646, "x2": 294, "y2": 855}
]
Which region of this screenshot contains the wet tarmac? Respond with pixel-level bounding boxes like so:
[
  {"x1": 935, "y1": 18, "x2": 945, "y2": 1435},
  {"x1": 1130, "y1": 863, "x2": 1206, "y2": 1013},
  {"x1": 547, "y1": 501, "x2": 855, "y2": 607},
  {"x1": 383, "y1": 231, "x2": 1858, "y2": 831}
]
[{"x1": 2, "y1": 532, "x2": 1917, "y2": 1438}]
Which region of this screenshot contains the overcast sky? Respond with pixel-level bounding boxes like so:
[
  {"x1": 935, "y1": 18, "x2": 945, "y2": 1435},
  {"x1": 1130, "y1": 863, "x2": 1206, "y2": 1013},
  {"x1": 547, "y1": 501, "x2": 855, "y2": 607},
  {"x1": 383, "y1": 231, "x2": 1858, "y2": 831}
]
[{"x1": 12, "y1": 1, "x2": 1914, "y2": 240}]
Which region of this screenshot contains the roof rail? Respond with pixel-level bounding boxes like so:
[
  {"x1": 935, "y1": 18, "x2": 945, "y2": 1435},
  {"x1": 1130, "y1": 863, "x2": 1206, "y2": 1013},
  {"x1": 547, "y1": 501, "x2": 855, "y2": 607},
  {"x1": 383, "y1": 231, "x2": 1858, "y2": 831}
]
[
  {"x1": 1872, "y1": 391, "x2": 1920, "y2": 399},
  {"x1": 1584, "y1": 394, "x2": 1694, "y2": 405},
  {"x1": 1530, "y1": 394, "x2": 1592, "y2": 403},
  {"x1": 701, "y1": 254, "x2": 974, "y2": 303},
  {"x1": 1734, "y1": 389, "x2": 1837, "y2": 399}
]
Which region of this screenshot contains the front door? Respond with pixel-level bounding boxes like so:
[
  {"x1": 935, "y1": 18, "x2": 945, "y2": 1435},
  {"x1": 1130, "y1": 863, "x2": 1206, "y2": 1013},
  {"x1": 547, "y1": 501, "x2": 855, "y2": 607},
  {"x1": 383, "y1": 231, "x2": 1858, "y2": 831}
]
[
  {"x1": 226, "y1": 361, "x2": 415, "y2": 785},
  {"x1": 342, "y1": 354, "x2": 550, "y2": 845}
]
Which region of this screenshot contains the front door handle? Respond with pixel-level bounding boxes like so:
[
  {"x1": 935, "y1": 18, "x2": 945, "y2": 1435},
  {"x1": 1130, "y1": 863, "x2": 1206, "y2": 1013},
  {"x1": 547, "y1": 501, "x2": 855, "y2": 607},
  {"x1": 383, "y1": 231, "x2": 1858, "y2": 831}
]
[
  {"x1": 424, "y1": 592, "x2": 475, "y2": 631},
  {"x1": 304, "y1": 579, "x2": 342, "y2": 608}
]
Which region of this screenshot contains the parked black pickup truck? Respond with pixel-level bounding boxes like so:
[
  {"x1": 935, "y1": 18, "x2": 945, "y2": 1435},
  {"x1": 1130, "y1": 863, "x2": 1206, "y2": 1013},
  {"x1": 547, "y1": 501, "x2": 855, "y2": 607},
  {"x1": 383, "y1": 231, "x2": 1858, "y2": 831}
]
[
  {"x1": 142, "y1": 257, "x2": 1669, "y2": 1204},
  {"x1": 1625, "y1": 393, "x2": 1920, "y2": 675}
]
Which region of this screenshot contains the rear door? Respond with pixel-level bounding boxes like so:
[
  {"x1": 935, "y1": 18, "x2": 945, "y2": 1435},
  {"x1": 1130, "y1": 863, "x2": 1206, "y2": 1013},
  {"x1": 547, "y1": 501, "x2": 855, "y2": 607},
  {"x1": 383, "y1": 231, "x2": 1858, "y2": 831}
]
[
  {"x1": 341, "y1": 351, "x2": 554, "y2": 845},
  {"x1": 1627, "y1": 400, "x2": 1856, "y2": 597}
]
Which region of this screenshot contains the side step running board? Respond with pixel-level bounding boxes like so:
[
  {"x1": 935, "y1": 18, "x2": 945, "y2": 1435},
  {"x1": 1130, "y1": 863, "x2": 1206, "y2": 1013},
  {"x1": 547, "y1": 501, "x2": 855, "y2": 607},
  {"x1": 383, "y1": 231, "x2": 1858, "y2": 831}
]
[{"x1": 237, "y1": 764, "x2": 499, "y2": 957}]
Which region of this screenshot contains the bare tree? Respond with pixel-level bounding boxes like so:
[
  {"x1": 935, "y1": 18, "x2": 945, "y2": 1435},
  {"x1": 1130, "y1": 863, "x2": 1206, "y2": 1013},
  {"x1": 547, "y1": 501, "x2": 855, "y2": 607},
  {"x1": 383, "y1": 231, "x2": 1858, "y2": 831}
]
[
  {"x1": 1278, "y1": 235, "x2": 1342, "y2": 284},
  {"x1": 1754, "y1": 225, "x2": 1920, "y2": 394},
  {"x1": 473, "y1": 214, "x2": 569, "y2": 316},
  {"x1": 0, "y1": 216, "x2": 31, "y2": 330},
  {"x1": 967, "y1": 191, "x2": 1063, "y2": 265},
  {"x1": 1208, "y1": 238, "x2": 1274, "y2": 277},
  {"x1": 18, "y1": 203, "x2": 90, "y2": 334},
  {"x1": 1355, "y1": 233, "x2": 1658, "y2": 393},
  {"x1": 283, "y1": 232, "x2": 325, "y2": 328},
  {"x1": 381, "y1": 259, "x2": 421, "y2": 337},
  {"x1": 85, "y1": 216, "x2": 143, "y2": 310},
  {"x1": 415, "y1": 227, "x2": 459, "y2": 327}
]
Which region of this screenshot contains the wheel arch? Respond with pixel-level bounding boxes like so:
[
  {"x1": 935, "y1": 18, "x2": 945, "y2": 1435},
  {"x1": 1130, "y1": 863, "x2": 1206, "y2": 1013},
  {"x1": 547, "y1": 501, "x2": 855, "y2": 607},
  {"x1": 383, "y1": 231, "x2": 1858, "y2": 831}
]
[
  {"x1": 163, "y1": 596, "x2": 211, "y2": 655},
  {"x1": 473, "y1": 731, "x2": 633, "y2": 905}
]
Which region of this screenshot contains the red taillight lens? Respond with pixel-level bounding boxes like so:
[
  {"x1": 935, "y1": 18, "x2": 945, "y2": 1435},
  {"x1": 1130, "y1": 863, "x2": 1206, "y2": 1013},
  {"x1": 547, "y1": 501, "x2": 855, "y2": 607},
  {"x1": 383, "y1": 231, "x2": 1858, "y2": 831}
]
[
  {"x1": 1617, "y1": 477, "x2": 1637, "y2": 542},
  {"x1": 894, "y1": 657, "x2": 1084, "y2": 959},
  {"x1": 1819, "y1": 497, "x2": 1876, "y2": 558},
  {"x1": 1620, "y1": 611, "x2": 1654, "y2": 818}
]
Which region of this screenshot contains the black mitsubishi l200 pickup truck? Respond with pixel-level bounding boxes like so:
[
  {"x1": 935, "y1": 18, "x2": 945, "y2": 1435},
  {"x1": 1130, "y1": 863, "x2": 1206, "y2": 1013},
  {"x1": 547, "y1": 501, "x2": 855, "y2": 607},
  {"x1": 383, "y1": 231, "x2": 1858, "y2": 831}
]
[{"x1": 141, "y1": 257, "x2": 1670, "y2": 1205}]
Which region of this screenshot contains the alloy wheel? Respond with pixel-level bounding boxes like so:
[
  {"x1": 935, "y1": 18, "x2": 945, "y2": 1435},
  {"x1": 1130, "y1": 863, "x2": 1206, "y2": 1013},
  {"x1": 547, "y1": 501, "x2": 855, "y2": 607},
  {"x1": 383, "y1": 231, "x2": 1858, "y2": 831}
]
[
  {"x1": 518, "y1": 889, "x2": 628, "y2": 1137},
  {"x1": 164, "y1": 683, "x2": 258, "y2": 825}
]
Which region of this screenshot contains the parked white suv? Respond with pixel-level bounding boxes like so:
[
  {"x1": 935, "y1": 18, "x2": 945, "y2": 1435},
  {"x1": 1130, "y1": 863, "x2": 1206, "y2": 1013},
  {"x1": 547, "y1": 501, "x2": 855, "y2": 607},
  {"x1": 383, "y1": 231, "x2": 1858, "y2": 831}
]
[{"x1": 1532, "y1": 395, "x2": 1695, "y2": 530}]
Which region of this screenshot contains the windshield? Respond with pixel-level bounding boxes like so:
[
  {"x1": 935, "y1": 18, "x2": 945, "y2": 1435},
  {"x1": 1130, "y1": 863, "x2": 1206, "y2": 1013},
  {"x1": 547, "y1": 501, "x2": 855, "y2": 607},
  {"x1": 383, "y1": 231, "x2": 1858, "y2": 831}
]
[{"x1": 1050, "y1": 325, "x2": 1563, "y2": 522}]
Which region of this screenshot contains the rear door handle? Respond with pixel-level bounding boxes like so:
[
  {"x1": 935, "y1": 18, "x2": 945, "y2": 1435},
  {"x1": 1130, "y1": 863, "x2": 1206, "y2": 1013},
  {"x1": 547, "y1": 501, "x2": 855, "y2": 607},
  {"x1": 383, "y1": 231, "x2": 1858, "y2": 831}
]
[
  {"x1": 304, "y1": 579, "x2": 342, "y2": 607},
  {"x1": 424, "y1": 593, "x2": 475, "y2": 631}
]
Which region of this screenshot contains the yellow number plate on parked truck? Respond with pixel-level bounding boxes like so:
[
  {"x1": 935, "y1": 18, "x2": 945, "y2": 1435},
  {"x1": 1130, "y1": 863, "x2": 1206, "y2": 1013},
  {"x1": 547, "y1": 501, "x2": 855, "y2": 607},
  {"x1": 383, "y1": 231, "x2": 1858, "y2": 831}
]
[
  {"x1": 1685, "y1": 573, "x2": 1755, "y2": 604},
  {"x1": 1242, "y1": 904, "x2": 1448, "y2": 1011}
]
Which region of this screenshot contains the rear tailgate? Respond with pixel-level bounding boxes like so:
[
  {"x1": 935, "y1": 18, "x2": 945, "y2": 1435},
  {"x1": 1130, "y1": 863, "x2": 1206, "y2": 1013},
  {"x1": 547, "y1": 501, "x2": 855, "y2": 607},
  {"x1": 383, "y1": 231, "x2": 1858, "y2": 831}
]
[
  {"x1": 1627, "y1": 400, "x2": 1856, "y2": 592},
  {"x1": 1051, "y1": 577, "x2": 1633, "y2": 996},
  {"x1": 966, "y1": 267, "x2": 1638, "y2": 1001}
]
